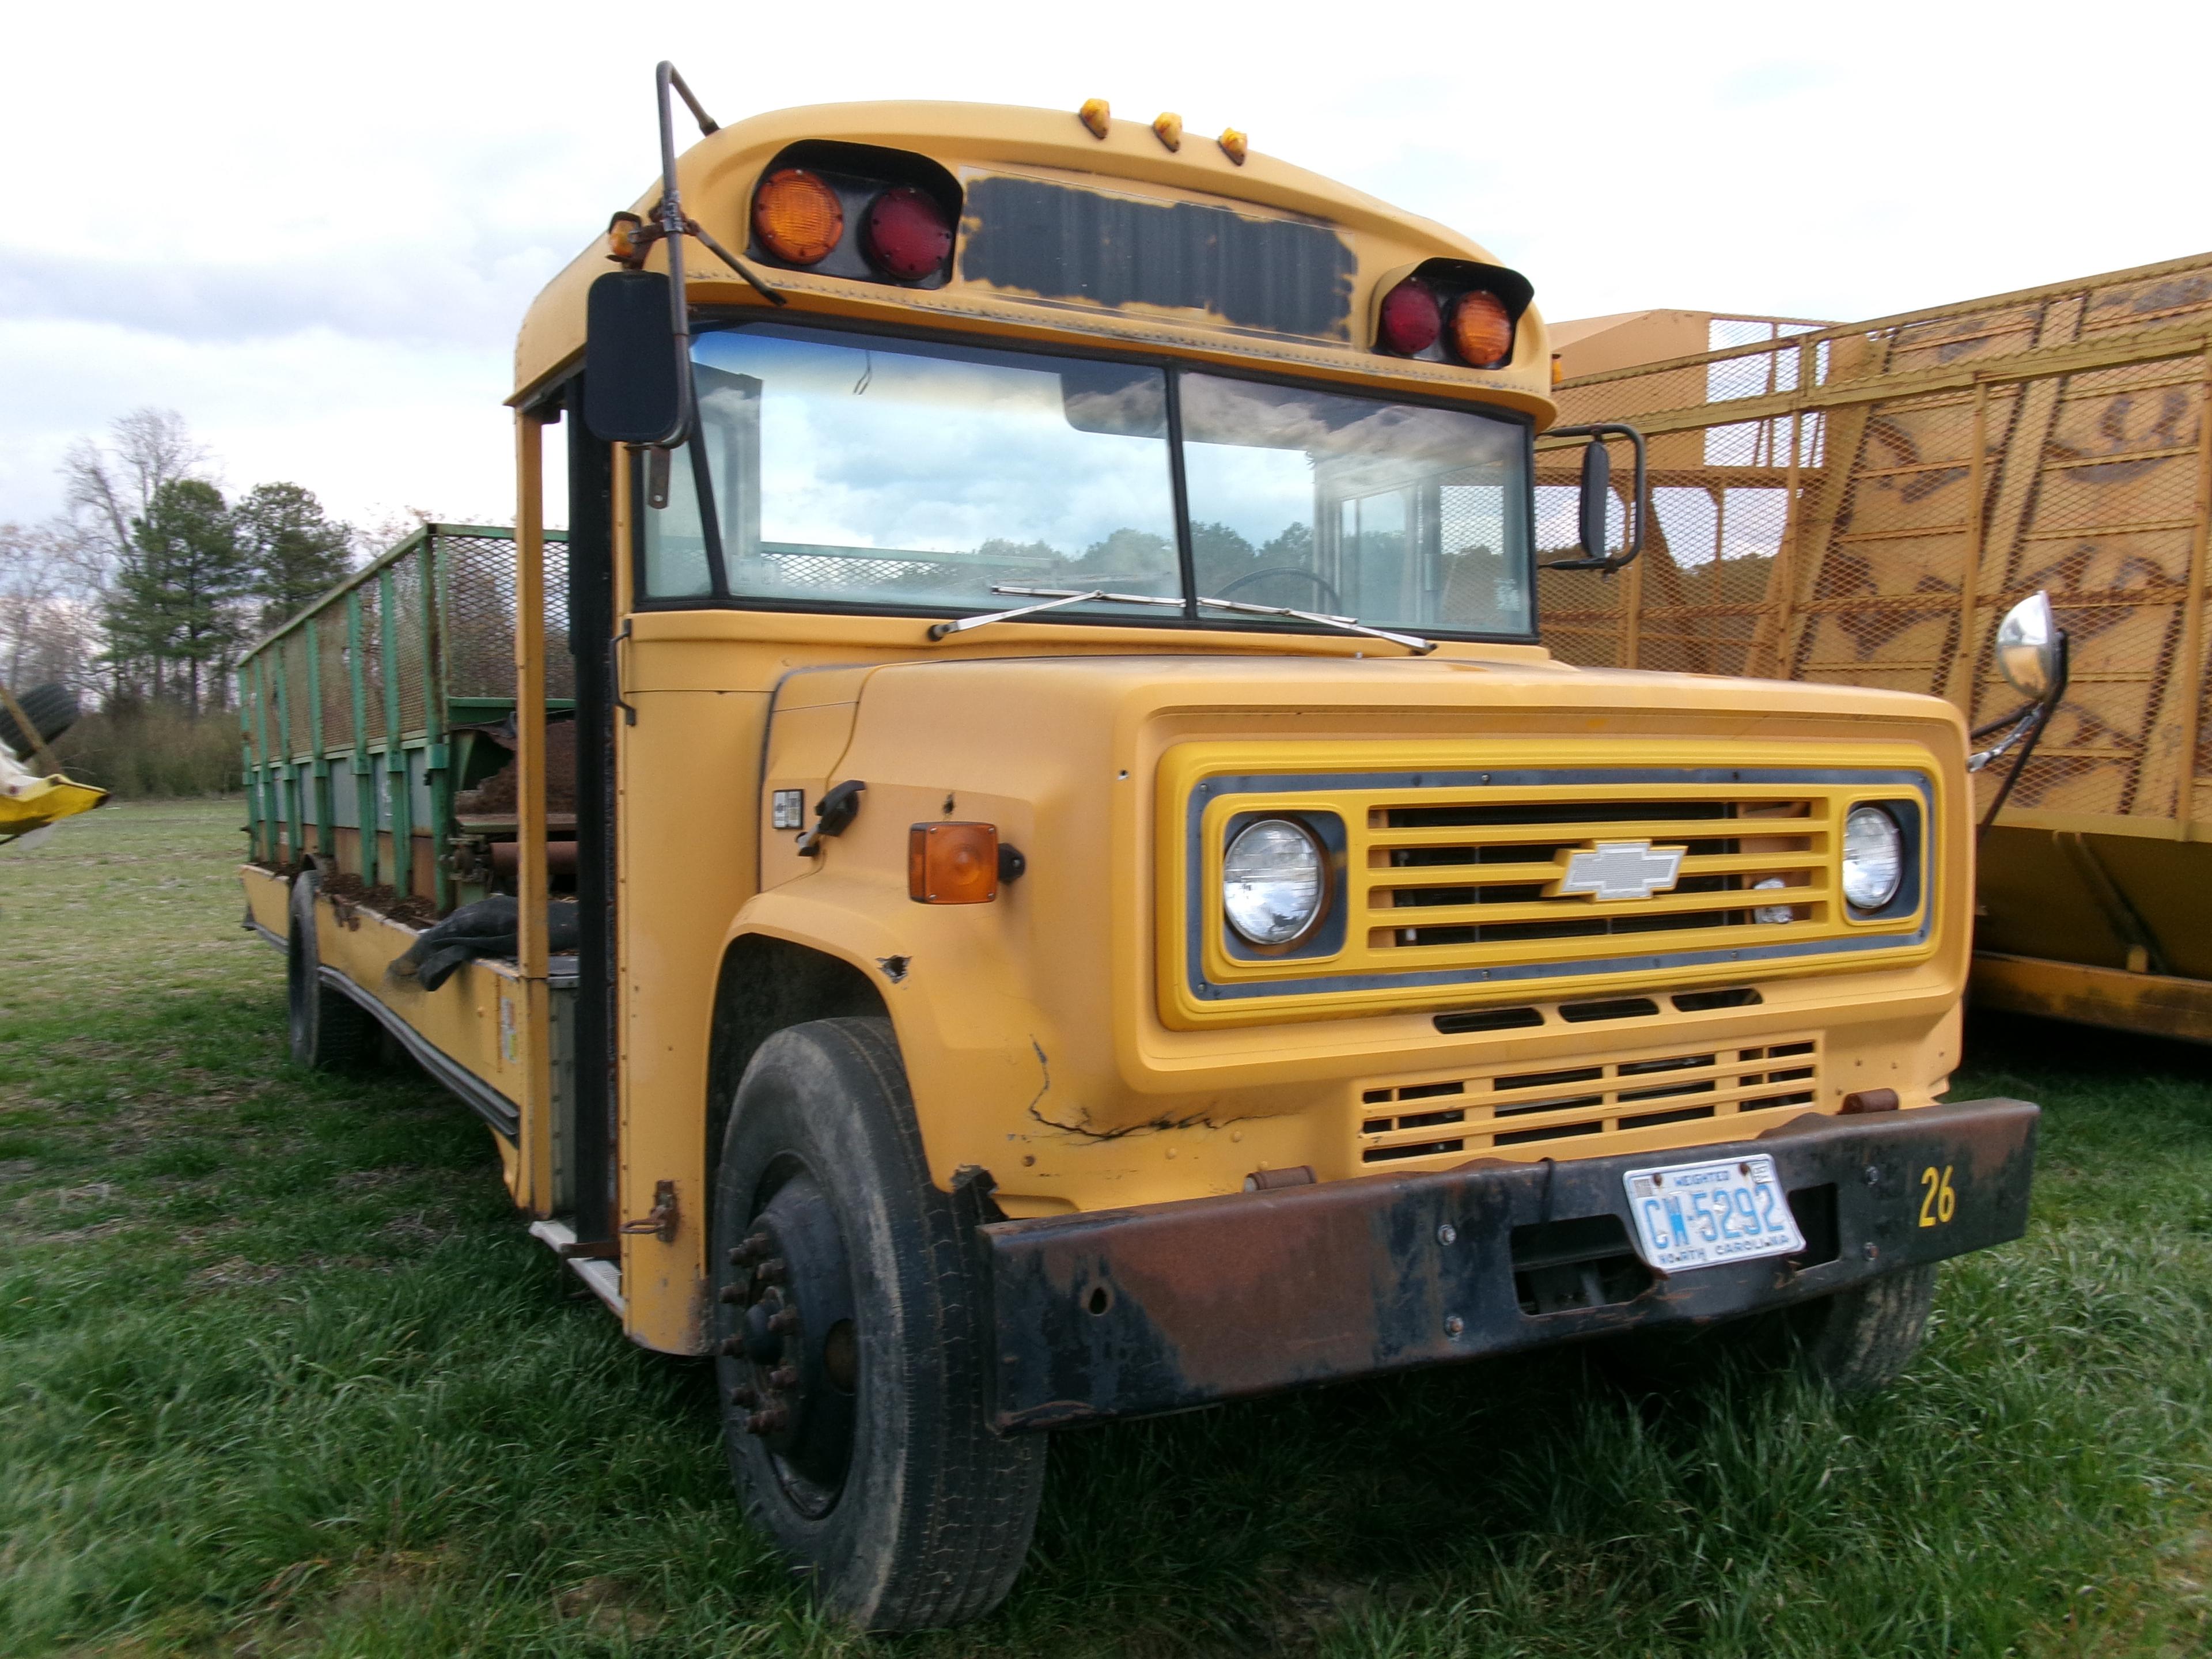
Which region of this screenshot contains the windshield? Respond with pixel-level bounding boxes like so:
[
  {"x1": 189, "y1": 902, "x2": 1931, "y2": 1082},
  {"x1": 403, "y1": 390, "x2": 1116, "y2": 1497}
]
[{"x1": 642, "y1": 321, "x2": 1534, "y2": 639}]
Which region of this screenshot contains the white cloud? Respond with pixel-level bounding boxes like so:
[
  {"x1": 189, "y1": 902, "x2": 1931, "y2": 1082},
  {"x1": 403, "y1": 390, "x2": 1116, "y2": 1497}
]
[{"x1": 2, "y1": 0, "x2": 2208, "y2": 533}]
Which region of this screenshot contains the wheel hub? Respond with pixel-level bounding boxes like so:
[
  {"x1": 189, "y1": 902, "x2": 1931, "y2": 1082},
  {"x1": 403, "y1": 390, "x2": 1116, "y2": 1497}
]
[{"x1": 717, "y1": 1166, "x2": 857, "y2": 1512}]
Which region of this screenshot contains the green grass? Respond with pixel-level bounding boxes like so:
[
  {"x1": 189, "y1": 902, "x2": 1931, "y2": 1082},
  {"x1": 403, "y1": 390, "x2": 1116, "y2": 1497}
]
[{"x1": 3, "y1": 800, "x2": 2210, "y2": 1657}]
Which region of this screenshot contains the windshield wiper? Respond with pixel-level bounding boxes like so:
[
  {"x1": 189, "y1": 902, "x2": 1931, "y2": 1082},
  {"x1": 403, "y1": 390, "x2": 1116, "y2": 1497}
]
[
  {"x1": 1192, "y1": 594, "x2": 1435, "y2": 654},
  {"x1": 929, "y1": 584, "x2": 1436, "y2": 655},
  {"x1": 927, "y1": 586, "x2": 1181, "y2": 639}
]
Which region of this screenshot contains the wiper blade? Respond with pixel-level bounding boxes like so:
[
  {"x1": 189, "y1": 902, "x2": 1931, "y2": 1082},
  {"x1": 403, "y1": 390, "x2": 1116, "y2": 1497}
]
[
  {"x1": 927, "y1": 585, "x2": 1181, "y2": 639},
  {"x1": 1192, "y1": 594, "x2": 1435, "y2": 655},
  {"x1": 927, "y1": 584, "x2": 1437, "y2": 656}
]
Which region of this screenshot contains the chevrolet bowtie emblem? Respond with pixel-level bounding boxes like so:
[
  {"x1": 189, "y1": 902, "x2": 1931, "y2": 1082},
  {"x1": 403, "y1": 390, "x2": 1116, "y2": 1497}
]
[{"x1": 1556, "y1": 839, "x2": 1685, "y2": 902}]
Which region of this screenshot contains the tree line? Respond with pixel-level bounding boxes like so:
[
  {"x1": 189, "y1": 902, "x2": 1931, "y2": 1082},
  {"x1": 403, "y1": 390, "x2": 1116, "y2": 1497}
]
[{"x1": 1, "y1": 408, "x2": 393, "y2": 717}]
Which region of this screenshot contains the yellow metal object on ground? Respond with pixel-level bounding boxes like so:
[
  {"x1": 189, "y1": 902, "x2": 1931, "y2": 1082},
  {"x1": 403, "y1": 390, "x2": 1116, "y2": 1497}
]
[{"x1": 0, "y1": 768, "x2": 107, "y2": 842}]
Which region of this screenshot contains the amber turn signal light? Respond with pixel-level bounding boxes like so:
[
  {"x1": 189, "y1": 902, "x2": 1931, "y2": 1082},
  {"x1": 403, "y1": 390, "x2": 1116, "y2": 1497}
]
[
  {"x1": 753, "y1": 168, "x2": 844, "y2": 266},
  {"x1": 909, "y1": 823, "x2": 1000, "y2": 904}
]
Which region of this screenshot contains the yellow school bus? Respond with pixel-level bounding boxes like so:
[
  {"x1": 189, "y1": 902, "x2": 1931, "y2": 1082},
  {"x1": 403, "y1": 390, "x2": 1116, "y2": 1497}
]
[{"x1": 236, "y1": 70, "x2": 2041, "y2": 1630}]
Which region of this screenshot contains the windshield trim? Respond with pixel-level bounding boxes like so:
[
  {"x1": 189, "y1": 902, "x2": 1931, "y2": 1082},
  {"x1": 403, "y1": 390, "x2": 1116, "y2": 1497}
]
[{"x1": 629, "y1": 310, "x2": 1541, "y2": 646}]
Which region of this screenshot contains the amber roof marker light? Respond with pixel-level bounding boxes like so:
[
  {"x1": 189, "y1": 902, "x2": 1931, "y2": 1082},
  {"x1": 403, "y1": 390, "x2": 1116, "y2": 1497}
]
[
  {"x1": 1217, "y1": 127, "x2": 1248, "y2": 165},
  {"x1": 1153, "y1": 112, "x2": 1183, "y2": 151},
  {"x1": 1078, "y1": 98, "x2": 1112, "y2": 139}
]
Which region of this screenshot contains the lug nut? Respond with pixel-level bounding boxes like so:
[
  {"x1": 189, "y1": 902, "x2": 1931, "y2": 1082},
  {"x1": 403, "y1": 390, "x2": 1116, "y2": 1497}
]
[
  {"x1": 715, "y1": 1335, "x2": 745, "y2": 1357},
  {"x1": 730, "y1": 1231, "x2": 771, "y2": 1265},
  {"x1": 768, "y1": 1308, "x2": 801, "y2": 1335},
  {"x1": 728, "y1": 1385, "x2": 757, "y2": 1408},
  {"x1": 745, "y1": 1407, "x2": 789, "y2": 1435},
  {"x1": 756, "y1": 1257, "x2": 788, "y2": 1285},
  {"x1": 717, "y1": 1283, "x2": 747, "y2": 1304},
  {"x1": 768, "y1": 1365, "x2": 800, "y2": 1389}
]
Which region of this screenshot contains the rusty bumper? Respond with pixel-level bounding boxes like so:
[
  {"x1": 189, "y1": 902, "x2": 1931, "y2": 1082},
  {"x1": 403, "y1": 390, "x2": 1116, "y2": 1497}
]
[{"x1": 983, "y1": 1097, "x2": 2038, "y2": 1433}]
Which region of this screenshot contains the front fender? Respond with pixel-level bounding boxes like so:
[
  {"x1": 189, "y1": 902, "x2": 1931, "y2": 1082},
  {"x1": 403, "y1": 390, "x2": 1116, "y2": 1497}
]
[{"x1": 726, "y1": 878, "x2": 1320, "y2": 1209}]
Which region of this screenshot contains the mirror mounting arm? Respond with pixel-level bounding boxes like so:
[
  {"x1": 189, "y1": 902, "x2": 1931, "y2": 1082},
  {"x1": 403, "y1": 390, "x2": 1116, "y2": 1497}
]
[
  {"x1": 1538, "y1": 423, "x2": 1649, "y2": 575},
  {"x1": 1974, "y1": 631, "x2": 2070, "y2": 839},
  {"x1": 650, "y1": 61, "x2": 696, "y2": 451},
  {"x1": 640, "y1": 63, "x2": 789, "y2": 453}
]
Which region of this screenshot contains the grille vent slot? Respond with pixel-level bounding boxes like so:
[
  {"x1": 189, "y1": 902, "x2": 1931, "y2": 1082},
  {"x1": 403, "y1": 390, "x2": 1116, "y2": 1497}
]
[{"x1": 1357, "y1": 1037, "x2": 1823, "y2": 1167}]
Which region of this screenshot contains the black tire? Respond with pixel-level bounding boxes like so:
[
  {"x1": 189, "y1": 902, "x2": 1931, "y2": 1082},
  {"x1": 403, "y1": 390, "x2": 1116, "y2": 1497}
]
[
  {"x1": 1600, "y1": 1264, "x2": 1938, "y2": 1396},
  {"x1": 0, "y1": 682, "x2": 78, "y2": 756},
  {"x1": 711, "y1": 1017, "x2": 1045, "y2": 1631},
  {"x1": 1786, "y1": 1263, "x2": 1937, "y2": 1393},
  {"x1": 287, "y1": 870, "x2": 378, "y2": 1072}
]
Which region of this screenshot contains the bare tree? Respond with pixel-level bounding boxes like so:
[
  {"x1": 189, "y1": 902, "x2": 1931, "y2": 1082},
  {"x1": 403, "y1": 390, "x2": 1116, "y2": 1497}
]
[
  {"x1": 63, "y1": 408, "x2": 211, "y2": 571},
  {"x1": 0, "y1": 520, "x2": 104, "y2": 694}
]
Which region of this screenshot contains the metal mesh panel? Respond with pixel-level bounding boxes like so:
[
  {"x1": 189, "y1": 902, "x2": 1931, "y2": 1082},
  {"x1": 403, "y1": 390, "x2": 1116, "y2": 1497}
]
[
  {"x1": 281, "y1": 631, "x2": 312, "y2": 756},
  {"x1": 317, "y1": 611, "x2": 349, "y2": 748},
  {"x1": 441, "y1": 531, "x2": 574, "y2": 704},
  {"x1": 392, "y1": 547, "x2": 429, "y2": 734},
  {"x1": 1542, "y1": 252, "x2": 2212, "y2": 830},
  {"x1": 357, "y1": 579, "x2": 385, "y2": 747}
]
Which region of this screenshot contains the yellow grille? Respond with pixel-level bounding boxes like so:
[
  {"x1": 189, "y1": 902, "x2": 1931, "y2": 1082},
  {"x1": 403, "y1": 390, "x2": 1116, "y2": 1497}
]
[
  {"x1": 1160, "y1": 741, "x2": 1946, "y2": 1028},
  {"x1": 1358, "y1": 1037, "x2": 1821, "y2": 1168},
  {"x1": 1365, "y1": 784, "x2": 1832, "y2": 955}
]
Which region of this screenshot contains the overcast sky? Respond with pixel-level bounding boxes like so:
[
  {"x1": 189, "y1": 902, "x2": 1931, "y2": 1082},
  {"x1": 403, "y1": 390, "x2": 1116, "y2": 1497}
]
[{"x1": 4, "y1": 0, "x2": 2207, "y2": 540}]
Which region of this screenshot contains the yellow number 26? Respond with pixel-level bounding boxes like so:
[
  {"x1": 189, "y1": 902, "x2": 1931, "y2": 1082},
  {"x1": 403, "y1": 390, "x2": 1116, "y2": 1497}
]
[{"x1": 1919, "y1": 1165, "x2": 1957, "y2": 1228}]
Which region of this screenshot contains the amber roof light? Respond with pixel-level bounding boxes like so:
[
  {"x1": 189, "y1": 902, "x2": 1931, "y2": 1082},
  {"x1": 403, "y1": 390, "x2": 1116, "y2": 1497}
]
[
  {"x1": 753, "y1": 168, "x2": 844, "y2": 266},
  {"x1": 1450, "y1": 290, "x2": 1513, "y2": 368}
]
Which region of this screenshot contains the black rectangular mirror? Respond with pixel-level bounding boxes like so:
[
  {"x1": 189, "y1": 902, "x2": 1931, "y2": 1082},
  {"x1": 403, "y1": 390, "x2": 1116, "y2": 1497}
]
[
  {"x1": 584, "y1": 271, "x2": 683, "y2": 445},
  {"x1": 1577, "y1": 440, "x2": 1612, "y2": 559}
]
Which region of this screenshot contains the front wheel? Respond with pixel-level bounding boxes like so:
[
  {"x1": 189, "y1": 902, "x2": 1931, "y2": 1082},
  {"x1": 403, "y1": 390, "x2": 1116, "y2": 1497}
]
[
  {"x1": 1785, "y1": 1262, "x2": 1937, "y2": 1393},
  {"x1": 1600, "y1": 1264, "x2": 1938, "y2": 1396},
  {"x1": 711, "y1": 1017, "x2": 1045, "y2": 1631}
]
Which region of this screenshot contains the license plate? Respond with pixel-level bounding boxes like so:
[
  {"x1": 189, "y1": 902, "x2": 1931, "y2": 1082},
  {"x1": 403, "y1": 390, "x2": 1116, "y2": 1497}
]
[{"x1": 1622, "y1": 1153, "x2": 1805, "y2": 1272}]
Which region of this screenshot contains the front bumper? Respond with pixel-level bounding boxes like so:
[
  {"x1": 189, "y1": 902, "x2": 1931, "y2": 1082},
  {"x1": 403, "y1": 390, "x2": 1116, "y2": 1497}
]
[{"x1": 983, "y1": 1097, "x2": 2037, "y2": 1432}]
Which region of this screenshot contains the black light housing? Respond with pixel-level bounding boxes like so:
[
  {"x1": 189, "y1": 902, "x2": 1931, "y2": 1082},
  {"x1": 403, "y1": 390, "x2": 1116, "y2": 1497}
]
[
  {"x1": 746, "y1": 141, "x2": 963, "y2": 287},
  {"x1": 1373, "y1": 258, "x2": 1535, "y2": 368}
]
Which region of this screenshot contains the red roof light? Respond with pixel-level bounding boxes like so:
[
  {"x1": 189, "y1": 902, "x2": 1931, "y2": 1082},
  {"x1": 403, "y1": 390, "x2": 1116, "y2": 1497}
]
[
  {"x1": 1377, "y1": 279, "x2": 1442, "y2": 356},
  {"x1": 863, "y1": 186, "x2": 954, "y2": 281}
]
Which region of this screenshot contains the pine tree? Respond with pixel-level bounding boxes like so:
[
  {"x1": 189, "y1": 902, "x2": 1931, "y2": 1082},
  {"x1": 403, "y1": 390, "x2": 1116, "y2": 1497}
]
[
  {"x1": 107, "y1": 479, "x2": 249, "y2": 715},
  {"x1": 234, "y1": 482, "x2": 354, "y2": 631}
]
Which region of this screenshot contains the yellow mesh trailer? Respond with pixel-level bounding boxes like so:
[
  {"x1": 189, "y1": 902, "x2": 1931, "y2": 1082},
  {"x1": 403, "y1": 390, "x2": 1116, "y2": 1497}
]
[{"x1": 1541, "y1": 257, "x2": 2212, "y2": 1037}]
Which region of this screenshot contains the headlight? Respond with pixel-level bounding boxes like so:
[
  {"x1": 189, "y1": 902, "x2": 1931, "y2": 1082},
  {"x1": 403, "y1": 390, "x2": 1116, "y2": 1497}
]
[
  {"x1": 1223, "y1": 818, "x2": 1326, "y2": 946},
  {"x1": 1840, "y1": 806, "x2": 1904, "y2": 911}
]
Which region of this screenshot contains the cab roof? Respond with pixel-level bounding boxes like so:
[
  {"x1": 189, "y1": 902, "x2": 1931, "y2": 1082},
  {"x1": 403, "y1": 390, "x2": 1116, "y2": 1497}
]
[{"x1": 512, "y1": 98, "x2": 1554, "y2": 422}]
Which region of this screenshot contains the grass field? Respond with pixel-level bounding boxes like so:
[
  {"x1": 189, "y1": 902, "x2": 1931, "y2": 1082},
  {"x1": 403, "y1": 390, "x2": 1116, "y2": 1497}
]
[{"x1": 4, "y1": 799, "x2": 2210, "y2": 1657}]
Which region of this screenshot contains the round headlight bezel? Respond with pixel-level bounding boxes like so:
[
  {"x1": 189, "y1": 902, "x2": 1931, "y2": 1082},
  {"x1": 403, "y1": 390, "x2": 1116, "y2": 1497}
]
[
  {"x1": 1222, "y1": 816, "x2": 1330, "y2": 950},
  {"x1": 1840, "y1": 804, "x2": 1906, "y2": 912}
]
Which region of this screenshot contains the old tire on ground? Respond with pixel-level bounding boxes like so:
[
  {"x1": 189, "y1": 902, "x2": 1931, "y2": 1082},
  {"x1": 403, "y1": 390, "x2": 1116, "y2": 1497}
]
[
  {"x1": 711, "y1": 1016, "x2": 1044, "y2": 1631},
  {"x1": 287, "y1": 870, "x2": 377, "y2": 1071},
  {"x1": 1600, "y1": 1264, "x2": 1938, "y2": 1396},
  {"x1": 0, "y1": 682, "x2": 79, "y2": 756}
]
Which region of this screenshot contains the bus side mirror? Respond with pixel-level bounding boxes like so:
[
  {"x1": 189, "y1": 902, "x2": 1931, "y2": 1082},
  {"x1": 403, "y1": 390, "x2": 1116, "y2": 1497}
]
[
  {"x1": 584, "y1": 271, "x2": 684, "y2": 445},
  {"x1": 1994, "y1": 590, "x2": 2061, "y2": 703},
  {"x1": 1539, "y1": 423, "x2": 1647, "y2": 574},
  {"x1": 1577, "y1": 441, "x2": 1611, "y2": 560}
]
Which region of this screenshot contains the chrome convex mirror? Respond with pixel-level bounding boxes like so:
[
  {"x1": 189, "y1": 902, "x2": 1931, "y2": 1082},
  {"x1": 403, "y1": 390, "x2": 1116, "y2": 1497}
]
[
  {"x1": 1994, "y1": 590, "x2": 2060, "y2": 702},
  {"x1": 1969, "y1": 589, "x2": 2069, "y2": 837}
]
